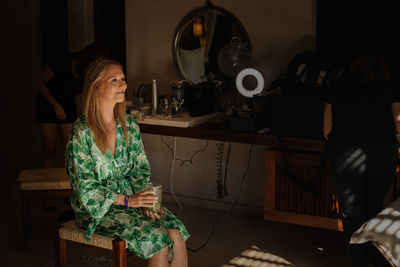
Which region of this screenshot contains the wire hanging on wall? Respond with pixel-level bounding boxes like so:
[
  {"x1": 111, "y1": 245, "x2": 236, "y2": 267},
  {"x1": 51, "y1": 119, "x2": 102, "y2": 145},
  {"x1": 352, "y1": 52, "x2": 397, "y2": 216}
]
[
  {"x1": 216, "y1": 140, "x2": 232, "y2": 201},
  {"x1": 160, "y1": 136, "x2": 209, "y2": 166},
  {"x1": 216, "y1": 140, "x2": 225, "y2": 200},
  {"x1": 223, "y1": 141, "x2": 232, "y2": 196},
  {"x1": 161, "y1": 136, "x2": 209, "y2": 214},
  {"x1": 188, "y1": 143, "x2": 254, "y2": 252}
]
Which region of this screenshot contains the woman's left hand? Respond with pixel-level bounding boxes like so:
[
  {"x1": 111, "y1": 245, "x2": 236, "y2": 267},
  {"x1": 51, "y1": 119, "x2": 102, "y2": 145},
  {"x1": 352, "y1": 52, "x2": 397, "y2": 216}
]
[{"x1": 143, "y1": 208, "x2": 164, "y2": 221}]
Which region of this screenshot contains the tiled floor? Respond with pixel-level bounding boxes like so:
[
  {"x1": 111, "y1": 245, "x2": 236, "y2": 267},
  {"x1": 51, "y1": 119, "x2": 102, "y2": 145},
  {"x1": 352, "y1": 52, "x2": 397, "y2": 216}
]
[{"x1": 3, "y1": 173, "x2": 348, "y2": 267}]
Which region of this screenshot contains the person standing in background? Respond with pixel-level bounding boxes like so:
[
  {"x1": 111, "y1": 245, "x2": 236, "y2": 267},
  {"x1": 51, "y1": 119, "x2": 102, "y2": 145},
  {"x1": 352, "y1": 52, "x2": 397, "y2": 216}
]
[
  {"x1": 35, "y1": 43, "x2": 108, "y2": 168},
  {"x1": 324, "y1": 48, "x2": 400, "y2": 266},
  {"x1": 35, "y1": 52, "x2": 81, "y2": 168},
  {"x1": 35, "y1": 43, "x2": 109, "y2": 212}
]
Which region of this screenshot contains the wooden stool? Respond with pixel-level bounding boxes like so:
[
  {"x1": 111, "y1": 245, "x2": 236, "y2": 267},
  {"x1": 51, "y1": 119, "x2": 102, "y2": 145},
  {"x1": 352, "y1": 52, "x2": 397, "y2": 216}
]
[
  {"x1": 56, "y1": 220, "x2": 128, "y2": 267},
  {"x1": 14, "y1": 168, "x2": 72, "y2": 249}
]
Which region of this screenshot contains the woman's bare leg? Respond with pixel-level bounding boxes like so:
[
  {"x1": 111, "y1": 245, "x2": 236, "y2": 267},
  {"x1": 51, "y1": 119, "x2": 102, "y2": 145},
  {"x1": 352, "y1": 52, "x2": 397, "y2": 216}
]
[
  {"x1": 38, "y1": 123, "x2": 58, "y2": 211},
  {"x1": 38, "y1": 123, "x2": 58, "y2": 167},
  {"x1": 59, "y1": 123, "x2": 73, "y2": 164},
  {"x1": 148, "y1": 247, "x2": 169, "y2": 267},
  {"x1": 168, "y1": 229, "x2": 188, "y2": 267}
]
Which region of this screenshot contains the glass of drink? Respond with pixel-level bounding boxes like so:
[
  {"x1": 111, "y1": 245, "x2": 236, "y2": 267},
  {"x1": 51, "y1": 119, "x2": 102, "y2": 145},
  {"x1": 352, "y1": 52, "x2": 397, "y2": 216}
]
[{"x1": 144, "y1": 183, "x2": 162, "y2": 213}]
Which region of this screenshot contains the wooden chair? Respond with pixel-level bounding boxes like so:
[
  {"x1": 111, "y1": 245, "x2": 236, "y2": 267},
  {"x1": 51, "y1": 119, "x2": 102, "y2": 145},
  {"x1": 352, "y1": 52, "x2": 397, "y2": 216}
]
[
  {"x1": 14, "y1": 168, "x2": 72, "y2": 249},
  {"x1": 56, "y1": 220, "x2": 128, "y2": 267}
]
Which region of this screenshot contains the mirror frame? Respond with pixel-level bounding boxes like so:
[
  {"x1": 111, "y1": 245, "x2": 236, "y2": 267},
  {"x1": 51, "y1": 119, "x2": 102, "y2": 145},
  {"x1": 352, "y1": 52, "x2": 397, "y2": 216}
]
[{"x1": 172, "y1": 4, "x2": 251, "y2": 85}]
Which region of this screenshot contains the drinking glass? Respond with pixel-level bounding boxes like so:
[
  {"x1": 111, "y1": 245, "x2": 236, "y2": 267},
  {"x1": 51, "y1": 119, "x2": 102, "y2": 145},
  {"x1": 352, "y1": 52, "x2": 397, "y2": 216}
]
[{"x1": 144, "y1": 183, "x2": 162, "y2": 213}]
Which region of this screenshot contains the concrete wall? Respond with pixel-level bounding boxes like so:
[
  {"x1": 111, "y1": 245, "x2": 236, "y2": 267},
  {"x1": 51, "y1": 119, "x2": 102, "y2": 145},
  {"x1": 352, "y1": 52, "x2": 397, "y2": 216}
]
[
  {"x1": 125, "y1": 0, "x2": 316, "y2": 96},
  {"x1": 125, "y1": 0, "x2": 316, "y2": 209},
  {"x1": 1, "y1": 0, "x2": 316, "y2": 210}
]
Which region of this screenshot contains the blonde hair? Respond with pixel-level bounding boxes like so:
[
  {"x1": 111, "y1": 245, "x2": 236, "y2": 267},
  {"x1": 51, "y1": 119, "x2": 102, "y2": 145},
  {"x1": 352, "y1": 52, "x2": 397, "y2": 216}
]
[{"x1": 82, "y1": 58, "x2": 128, "y2": 154}]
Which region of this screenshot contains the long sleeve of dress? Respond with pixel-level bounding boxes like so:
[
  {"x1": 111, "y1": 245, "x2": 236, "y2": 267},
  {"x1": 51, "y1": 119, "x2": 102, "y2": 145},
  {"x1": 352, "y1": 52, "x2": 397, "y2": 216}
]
[
  {"x1": 126, "y1": 116, "x2": 152, "y2": 193},
  {"x1": 66, "y1": 123, "x2": 117, "y2": 241}
]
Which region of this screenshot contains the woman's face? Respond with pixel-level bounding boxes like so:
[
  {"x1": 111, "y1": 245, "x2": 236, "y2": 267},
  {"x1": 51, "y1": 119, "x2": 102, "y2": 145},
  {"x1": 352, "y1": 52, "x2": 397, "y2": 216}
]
[{"x1": 98, "y1": 64, "x2": 127, "y2": 105}]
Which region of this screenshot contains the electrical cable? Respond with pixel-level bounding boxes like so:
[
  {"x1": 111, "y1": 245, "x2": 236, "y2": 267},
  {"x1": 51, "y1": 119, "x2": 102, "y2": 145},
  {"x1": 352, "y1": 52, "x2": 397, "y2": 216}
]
[
  {"x1": 168, "y1": 136, "x2": 183, "y2": 212},
  {"x1": 223, "y1": 141, "x2": 232, "y2": 196},
  {"x1": 161, "y1": 136, "x2": 209, "y2": 214},
  {"x1": 161, "y1": 136, "x2": 209, "y2": 166},
  {"x1": 188, "y1": 143, "x2": 254, "y2": 252}
]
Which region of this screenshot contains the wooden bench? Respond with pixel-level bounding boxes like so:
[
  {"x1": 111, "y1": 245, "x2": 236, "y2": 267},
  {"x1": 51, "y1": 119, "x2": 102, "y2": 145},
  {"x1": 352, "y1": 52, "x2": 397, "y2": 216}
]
[{"x1": 14, "y1": 168, "x2": 72, "y2": 249}]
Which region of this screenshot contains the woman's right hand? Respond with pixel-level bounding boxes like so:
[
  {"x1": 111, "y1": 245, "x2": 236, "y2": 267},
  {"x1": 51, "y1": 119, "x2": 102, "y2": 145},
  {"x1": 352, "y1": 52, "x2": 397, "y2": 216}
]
[
  {"x1": 128, "y1": 189, "x2": 157, "y2": 208},
  {"x1": 53, "y1": 103, "x2": 67, "y2": 120}
]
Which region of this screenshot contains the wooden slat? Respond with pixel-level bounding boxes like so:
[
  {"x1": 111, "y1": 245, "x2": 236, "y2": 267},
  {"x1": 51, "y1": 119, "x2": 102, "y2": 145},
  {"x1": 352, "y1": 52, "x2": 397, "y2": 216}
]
[
  {"x1": 264, "y1": 150, "x2": 276, "y2": 215},
  {"x1": 112, "y1": 239, "x2": 127, "y2": 267},
  {"x1": 15, "y1": 181, "x2": 24, "y2": 250},
  {"x1": 56, "y1": 227, "x2": 68, "y2": 267},
  {"x1": 275, "y1": 150, "x2": 337, "y2": 218},
  {"x1": 264, "y1": 210, "x2": 343, "y2": 231}
]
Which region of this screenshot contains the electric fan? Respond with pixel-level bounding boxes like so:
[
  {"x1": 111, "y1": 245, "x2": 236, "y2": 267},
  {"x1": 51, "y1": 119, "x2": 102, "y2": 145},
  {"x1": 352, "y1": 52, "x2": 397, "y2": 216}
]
[
  {"x1": 218, "y1": 36, "x2": 251, "y2": 78},
  {"x1": 218, "y1": 36, "x2": 264, "y2": 100},
  {"x1": 217, "y1": 36, "x2": 265, "y2": 132}
]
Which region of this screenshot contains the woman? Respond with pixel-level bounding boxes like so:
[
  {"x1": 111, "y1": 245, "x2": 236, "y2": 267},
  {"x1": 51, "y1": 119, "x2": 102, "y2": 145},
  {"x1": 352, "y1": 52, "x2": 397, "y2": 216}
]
[
  {"x1": 36, "y1": 53, "x2": 82, "y2": 167},
  {"x1": 65, "y1": 58, "x2": 189, "y2": 266},
  {"x1": 324, "y1": 49, "x2": 400, "y2": 266}
]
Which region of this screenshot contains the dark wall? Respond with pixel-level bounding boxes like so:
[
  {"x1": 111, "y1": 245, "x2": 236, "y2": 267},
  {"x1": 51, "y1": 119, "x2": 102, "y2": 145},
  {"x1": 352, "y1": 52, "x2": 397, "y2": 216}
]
[
  {"x1": 40, "y1": 0, "x2": 126, "y2": 68},
  {"x1": 1, "y1": 1, "x2": 42, "y2": 171},
  {"x1": 316, "y1": 1, "x2": 399, "y2": 76},
  {"x1": 317, "y1": 2, "x2": 396, "y2": 52},
  {"x1": 40, "y1": 0, "x2": 69, "y2": 65}
]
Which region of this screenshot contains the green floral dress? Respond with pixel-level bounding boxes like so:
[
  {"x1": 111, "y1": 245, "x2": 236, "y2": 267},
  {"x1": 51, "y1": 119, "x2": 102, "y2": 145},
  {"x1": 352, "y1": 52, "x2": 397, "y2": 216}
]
[{"x1": 65, "y1": 115, "x2": 189, "y2": 262}]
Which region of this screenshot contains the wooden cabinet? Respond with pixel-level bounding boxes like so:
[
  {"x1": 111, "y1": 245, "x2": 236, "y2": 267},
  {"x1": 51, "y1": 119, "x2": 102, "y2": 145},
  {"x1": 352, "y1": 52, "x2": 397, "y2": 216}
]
[
  {"x1": 264, "y1": 149, "x2": 343, "y2": 231},
  {"x1": 264, "y1": 149, "x2": 400, "y2": 231}
]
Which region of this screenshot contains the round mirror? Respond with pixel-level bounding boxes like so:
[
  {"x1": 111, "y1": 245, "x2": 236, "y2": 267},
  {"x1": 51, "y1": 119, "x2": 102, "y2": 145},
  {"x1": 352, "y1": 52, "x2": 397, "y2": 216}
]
[{"x1": 173, "y1": 4, "x2": 251, "y2": 85}]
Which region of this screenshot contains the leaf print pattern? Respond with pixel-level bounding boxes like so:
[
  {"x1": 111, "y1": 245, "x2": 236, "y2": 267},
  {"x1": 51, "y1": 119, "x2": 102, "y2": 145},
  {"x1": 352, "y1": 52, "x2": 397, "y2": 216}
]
[{"x1": 65, "y1": 115, "x2": 189, "y2": 263}]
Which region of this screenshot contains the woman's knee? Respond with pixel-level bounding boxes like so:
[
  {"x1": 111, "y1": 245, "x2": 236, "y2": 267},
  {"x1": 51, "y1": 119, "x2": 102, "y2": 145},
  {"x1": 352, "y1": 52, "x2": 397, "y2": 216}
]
[
  {"x1": 151, "y1": 247, "x2": 168, "y2": 259},
  {"x1": 167, "y1": 229, "x2": 185, "y2": 245}
]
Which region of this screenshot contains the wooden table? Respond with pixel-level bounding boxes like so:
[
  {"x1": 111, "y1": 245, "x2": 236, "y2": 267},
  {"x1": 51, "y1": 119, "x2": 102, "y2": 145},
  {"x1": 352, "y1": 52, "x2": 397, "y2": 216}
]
[
  {"x1": 139, "y1": 123, "x2": 345, "y2": 230},
  {"x1": 139, "y1": 123, "x2": 326, "y2": 152}
]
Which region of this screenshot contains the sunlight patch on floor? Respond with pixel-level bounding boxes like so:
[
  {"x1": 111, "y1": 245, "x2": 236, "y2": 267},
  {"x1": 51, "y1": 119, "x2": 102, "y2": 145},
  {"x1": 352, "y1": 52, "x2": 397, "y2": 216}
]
[{"x1": 221, "y1": 245, "x2": 293, "y2": 267}]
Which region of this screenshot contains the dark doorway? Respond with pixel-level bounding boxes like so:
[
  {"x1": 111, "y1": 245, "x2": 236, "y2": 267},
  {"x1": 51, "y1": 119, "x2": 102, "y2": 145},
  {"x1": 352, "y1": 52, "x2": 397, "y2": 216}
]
[
  {"x1": 94, "y1": 0, "x2": 126, "y2": 69},
  {"x1": 40, "y1": 0, "x2": 126, "y2": 68}
]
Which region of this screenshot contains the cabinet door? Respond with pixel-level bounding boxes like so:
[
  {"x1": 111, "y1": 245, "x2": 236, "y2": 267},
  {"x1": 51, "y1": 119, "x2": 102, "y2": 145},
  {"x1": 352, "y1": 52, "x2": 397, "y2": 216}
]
[{"x1": 264, "y1": 149, "x2": 343, "y2": 231}]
